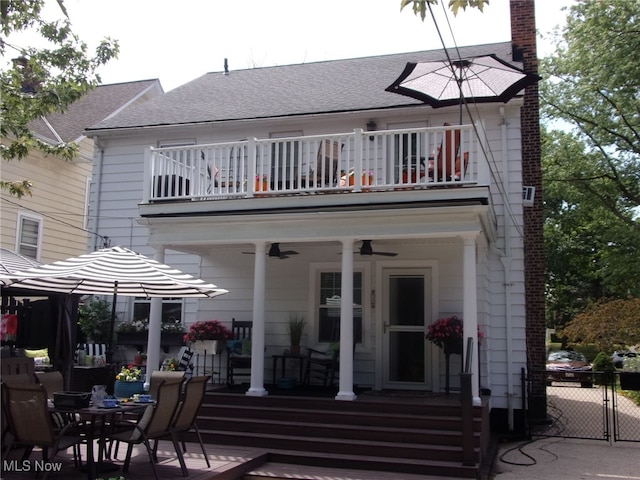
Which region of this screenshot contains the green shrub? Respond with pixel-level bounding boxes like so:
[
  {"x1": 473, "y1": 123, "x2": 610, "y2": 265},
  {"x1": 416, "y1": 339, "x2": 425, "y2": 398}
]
[
  {"x1": 575, "y1": 344, "x2": 599, "y2": 362},
  {"x1": 592, "y1": 351, "x2": 615, "y2": 385}
]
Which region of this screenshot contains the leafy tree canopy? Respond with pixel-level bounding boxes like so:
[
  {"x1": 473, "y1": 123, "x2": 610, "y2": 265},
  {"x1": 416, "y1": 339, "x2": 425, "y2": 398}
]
[
  {"x1": 542, "y1": 0, "x2": 640, "y2": 330},
  {"x1": 400, "y1": 0, "x2": 487, "y2": 20},
  {"x1": 1, "y1": 0, "x2": 119, "y2": 196},
  {"x1": 559, "y1": 297, "x2": 640, "y2": 352},
  {"x1": 541, "y1": 0, "x2": 640, "y2": 226}
]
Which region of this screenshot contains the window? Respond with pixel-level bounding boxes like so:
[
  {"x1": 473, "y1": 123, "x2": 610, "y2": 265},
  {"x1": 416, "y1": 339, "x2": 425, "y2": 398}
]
[
  {"x1": 17, "y1": 212, "x2": 42, "y2": 260},
  {"x1": 317, "y1": 272, "x2": 363, "y2": 344},
  {"x1": 132, "y1": 297, "x2": 184, "y2": 331}
]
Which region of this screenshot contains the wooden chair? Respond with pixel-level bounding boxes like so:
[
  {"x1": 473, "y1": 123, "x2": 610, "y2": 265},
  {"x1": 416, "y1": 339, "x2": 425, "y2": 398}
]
[
  {"x1": 226, "y1": 319, "x2": 252, "y2": 385},
  {"x1": 304, "y1": 345, "x2": 339, "y2": 387},
  {"x1": 1, "y1": 383, "x2": 84, "y2": 473},
  {"x1": 316, "y1": 139, "x2": 341, "y2": 187},
  {"x1": 107, "y1": 377, "x2": 183, "y2": 480},
  {"x1": 436, "y1": 123, "x2": 469, "y2": 181}
]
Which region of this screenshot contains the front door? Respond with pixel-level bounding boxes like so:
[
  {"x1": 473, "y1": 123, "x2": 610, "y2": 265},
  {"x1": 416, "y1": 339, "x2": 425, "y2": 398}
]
[{"x1": 382, "y1": 268, "x2": 432, "y2": 390}]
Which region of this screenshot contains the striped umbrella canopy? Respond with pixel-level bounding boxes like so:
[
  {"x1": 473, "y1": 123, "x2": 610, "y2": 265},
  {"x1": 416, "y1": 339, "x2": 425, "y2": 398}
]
[
  {"x1": 0, "y1": 246, "x2": 229, "y2": 350},
  {"x1": 0, "y1": 247, "x2": 42, "y2": 275}
]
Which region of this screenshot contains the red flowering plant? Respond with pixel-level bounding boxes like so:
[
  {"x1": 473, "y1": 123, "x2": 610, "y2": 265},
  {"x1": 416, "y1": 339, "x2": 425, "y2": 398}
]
[
  {"x1": 425, "y1": 316, "x2": 484, "y2": 349},
  {"x1": 183, "y1": 320, "x2": 232, "y2": 343},
  {"x1": 0, "y1": 314, "x2": 18, "y2": 342}
]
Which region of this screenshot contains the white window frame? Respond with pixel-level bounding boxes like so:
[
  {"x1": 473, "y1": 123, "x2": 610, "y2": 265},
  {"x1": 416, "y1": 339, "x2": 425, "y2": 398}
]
[
  {"x1": 309, "y1": 262, "x2": 371, "y2": 351},
  {"x1": 16, "y1": 211, "x2": 43, "y2": 261},
  {"x1": 132, "y1": 297, "x2": 185, "y2": 327}
]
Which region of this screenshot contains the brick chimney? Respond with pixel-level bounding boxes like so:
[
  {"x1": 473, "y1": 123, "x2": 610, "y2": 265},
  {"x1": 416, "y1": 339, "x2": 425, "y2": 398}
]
[{"x1": 511, "y1": 0, "x2": 546, "y2": 423}]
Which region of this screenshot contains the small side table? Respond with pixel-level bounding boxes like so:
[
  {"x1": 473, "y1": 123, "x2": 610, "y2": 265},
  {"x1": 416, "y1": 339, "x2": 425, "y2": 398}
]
[{"x1": 272, "y1": 354, "x2": 306, "y2": 385}]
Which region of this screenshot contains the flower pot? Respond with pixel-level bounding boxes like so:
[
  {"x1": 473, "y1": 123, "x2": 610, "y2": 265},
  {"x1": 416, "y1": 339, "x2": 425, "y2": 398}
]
[
  {"x1": 290, "y1": 345, "x2": 301, "y2": 356},
  {"x1": 620, "y1": 372, "x2": 640, "y2": 391},
  {"x1": 194, "y1": 339, "x2": 224, "y2": 355},
  {"x1": 255, "y1": 180, "x2": 268, "y2": 192},
  {"x1": 114, "y1": 380, "x2": 144, "y2": 399}
]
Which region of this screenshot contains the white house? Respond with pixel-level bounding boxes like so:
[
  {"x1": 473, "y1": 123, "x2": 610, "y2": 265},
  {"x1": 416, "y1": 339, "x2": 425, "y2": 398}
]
[{"x1": 84, "y1": 7, "x2": 543, "y2": 435}]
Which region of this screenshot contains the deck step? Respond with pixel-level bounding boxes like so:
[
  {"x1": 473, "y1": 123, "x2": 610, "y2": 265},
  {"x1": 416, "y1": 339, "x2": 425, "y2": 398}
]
[{"x1": 194, "y1": 390, "x2": 487, "y2": 478}]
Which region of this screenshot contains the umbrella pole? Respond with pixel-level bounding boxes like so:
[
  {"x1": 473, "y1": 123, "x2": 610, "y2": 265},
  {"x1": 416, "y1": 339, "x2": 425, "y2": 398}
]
[{"x1": 107, "y1": 281, "x2": 118, "y2": 363}]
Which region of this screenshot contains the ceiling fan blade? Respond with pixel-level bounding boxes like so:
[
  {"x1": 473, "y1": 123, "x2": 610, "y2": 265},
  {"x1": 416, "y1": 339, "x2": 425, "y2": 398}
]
[
  {"x1": 359, "y1": 240, "x2": 398, "y2": 257},
  {"x1": 280, "y1": 250, "x2": 299, "y2": 256},
  {"x1": 372, "y1": 251, "x2": 398, "y2": 257}
]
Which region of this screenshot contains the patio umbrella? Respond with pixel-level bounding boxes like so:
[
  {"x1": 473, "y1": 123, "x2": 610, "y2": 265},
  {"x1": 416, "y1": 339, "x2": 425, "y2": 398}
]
[
  {"x1": 0, "y1": 246, "x2": 229, "y2": 352},
  {"x1": 385, "y1": 54, "x2": 541, "y2": 123}
]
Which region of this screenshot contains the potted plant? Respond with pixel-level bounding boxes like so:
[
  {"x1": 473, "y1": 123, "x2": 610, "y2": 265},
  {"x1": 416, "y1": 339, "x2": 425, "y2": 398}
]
[
  {"x1": 183, "y1": 320, "x2": 232, "y2": 355},
  {"x1": 113, "y1": 364, "x2": 144, "y2": 399},
  {"x1": 287, "y1": 314, "x2": 306, "y2": 355},
  {"x1": 134, "y1": 351, "x2": 147, "y2": 365}
]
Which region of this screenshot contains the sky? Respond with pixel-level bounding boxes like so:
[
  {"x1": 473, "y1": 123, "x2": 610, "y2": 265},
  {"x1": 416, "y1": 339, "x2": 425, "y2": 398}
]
[{"x1": 8, "y1": 0, "x2": 576, "y2": 92}]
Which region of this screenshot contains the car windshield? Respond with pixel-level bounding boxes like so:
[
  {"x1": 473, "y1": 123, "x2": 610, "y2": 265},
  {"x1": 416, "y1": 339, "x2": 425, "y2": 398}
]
[{"x1": 548, "y1": 351, "x2": 587, "y2": 362}]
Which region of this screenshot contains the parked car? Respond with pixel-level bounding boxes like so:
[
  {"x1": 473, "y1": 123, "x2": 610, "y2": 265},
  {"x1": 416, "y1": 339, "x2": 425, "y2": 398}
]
[
  {"x1": 546, "y1": 350, "x2": 593, "y2": 388},
  {"x1": 611, "y1": 350, "x2": 637, "y2": 369}
]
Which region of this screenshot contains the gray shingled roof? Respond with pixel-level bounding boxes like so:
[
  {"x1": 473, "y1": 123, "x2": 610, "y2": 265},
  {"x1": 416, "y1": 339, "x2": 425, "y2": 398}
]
[
  {"x1": 86, "y1": 42, "x2": 514, "y2": 132},
  {"x1": 29, "y1": 79, "x2": 161, "y2": 143}
]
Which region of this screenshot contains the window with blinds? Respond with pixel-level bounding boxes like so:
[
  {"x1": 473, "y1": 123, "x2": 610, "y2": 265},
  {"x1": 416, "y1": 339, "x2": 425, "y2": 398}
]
[{"x1": 317, "y1": 271, "x2": 363, "y2": 343}]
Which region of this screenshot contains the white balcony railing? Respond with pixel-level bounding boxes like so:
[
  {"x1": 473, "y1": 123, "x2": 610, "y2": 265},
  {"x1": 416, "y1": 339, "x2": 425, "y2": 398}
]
[{"x1": 142, "y1": 124, "x2": 484, "y2": 203}]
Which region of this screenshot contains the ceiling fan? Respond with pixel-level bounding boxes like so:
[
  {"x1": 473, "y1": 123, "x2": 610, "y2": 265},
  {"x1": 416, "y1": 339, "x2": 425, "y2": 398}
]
[
  {"x1": 358, "y1": 240, "x2": 398, "y2": 257},
  {"x1": 242, "y1": 243, "x2": 299, "y2": 259}
]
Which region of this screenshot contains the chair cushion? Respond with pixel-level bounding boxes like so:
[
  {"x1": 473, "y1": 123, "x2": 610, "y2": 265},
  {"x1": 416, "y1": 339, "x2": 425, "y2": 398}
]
[
  {"x1": 24, "y1": 348, "x2": 48, "y2": 359},
  {"x1": 241, "y1": 339, "x2": 252, "y2": 356},
  {"x1": 227, "y1": 340, "x2": 243, "y2": 355}
]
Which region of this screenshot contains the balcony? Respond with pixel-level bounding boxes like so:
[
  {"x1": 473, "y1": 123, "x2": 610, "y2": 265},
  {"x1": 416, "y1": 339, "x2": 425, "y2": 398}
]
[{"x1": 142, "y1": 124, "x2": 487, "y2": 205}]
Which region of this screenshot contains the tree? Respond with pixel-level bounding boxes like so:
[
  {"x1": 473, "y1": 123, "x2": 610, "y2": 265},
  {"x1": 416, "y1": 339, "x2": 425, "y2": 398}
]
[
  {"x1": 0, "y1": 0, "x2": 119, "y2": 196},
  {"x1": 543, "y1": 128, "x2": 640, "y2": 328},
  {"x1": 541, "y1": 0, "x2": 640, "y2": 226},
  {"x1": 559, "y1": 298, "x2": 640, "y2": 352},
  {"x1": 400, "y1": 0, "x2": 488, "y2": 20}
]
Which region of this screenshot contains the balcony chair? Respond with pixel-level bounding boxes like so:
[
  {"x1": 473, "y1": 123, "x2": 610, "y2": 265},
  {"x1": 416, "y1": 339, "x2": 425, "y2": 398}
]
[
  {"x1": 1, "y1": 383, "x2": 84, "y2": 473},
  {"x1": 436, "y1": 122, "x2": 469, "y2": 181},
  {"x1": 226, "y1": 319, "x2": 252, "y2": 385},
  {"x1": 316, "y1": 139, "x2": 342, "y2": 187},
  {"x1": 107, "y1": 377, "x2": 183, "y2": 480},
  {"x1": 153, "y1": 375, "x2": 212, "y2": 476}
]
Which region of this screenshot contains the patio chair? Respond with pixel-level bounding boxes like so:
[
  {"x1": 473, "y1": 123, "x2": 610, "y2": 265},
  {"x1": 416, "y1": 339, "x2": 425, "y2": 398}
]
[
  {"x1": 316, "y1": 139, "x2": 342, "y2": 187},
  {"x1": 149, "y1": 370, "x2": 186, "y2": 398},
  {"x1": 154, "y1": 375, "x2": 212, "y2": 475},
  {"x1": 436, "y1": 122, "x2": 469, "y2": 181},
  {"x1": 34, "y1": 370, "x2": 64, "y2": 399},
  {"x1": 107, "y1": 377, "x2": 183, "y2": 480},
  {"x1": 1, "y1": 383, "x2": 84, "y2": 475},
  {"x1": 226, "y1": 319, "x2": 252, "y2": 385}
]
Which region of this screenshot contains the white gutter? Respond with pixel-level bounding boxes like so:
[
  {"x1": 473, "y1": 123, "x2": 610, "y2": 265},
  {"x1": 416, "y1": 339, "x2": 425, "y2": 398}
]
[{"x1": 91, "y1": 138, "x2": 105, "y2": 251}]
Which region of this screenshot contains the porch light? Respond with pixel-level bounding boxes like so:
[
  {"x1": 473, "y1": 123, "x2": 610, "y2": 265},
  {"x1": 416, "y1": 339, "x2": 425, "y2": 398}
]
[{"x1": 366, "y1": 120, "x2": 377, "y2": 141}]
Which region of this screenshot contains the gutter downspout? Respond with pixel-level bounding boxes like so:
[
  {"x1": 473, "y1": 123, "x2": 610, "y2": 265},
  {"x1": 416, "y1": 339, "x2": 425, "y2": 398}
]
[
  {"x1": 92, "y1": 138, "x2": 105, "y2": 251},
  {"x1": 499, "y1": 106, "x2": 515, "y2": 431}
]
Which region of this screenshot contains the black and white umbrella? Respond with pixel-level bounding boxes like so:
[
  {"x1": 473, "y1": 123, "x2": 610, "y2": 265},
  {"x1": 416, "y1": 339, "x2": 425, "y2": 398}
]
[
  {"x1": 385, "y1": 54, "x2": 541, "y2": 123},
  {"x1": 0, "y1": 246, "x2": 228, "y2": 351}
]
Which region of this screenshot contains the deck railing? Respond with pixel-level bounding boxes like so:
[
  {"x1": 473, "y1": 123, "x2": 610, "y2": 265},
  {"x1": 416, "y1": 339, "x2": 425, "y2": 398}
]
[{"x1": 142, "y1": 123, "x2": 484, "y2": 203}]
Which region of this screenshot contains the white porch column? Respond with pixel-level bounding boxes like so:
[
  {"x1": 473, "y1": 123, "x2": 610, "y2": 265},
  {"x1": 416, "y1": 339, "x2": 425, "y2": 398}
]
[
  {"x1": 462, "y1": 234, "x2": 480, "y2": 405},
  {"x1": 336, "y1": 239, "x2": 357, "y2": 401},
  {"x1": 144, "y1": 246, "x2": 165, "y2": 391},
  {"x1": 247, "y1": 241, "x2": 268, "y2": 396}
]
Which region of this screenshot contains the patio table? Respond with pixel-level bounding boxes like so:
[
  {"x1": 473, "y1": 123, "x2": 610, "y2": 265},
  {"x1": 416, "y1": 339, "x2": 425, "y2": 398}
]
[{"x1": 49, "y1": 401, "x2": 148, "y2": 480}]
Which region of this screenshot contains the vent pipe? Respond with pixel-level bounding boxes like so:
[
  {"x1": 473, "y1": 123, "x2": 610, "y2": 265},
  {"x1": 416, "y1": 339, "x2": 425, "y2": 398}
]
[{"x1": 224, "y1": 58, "x2": 229, "y2": 75}]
